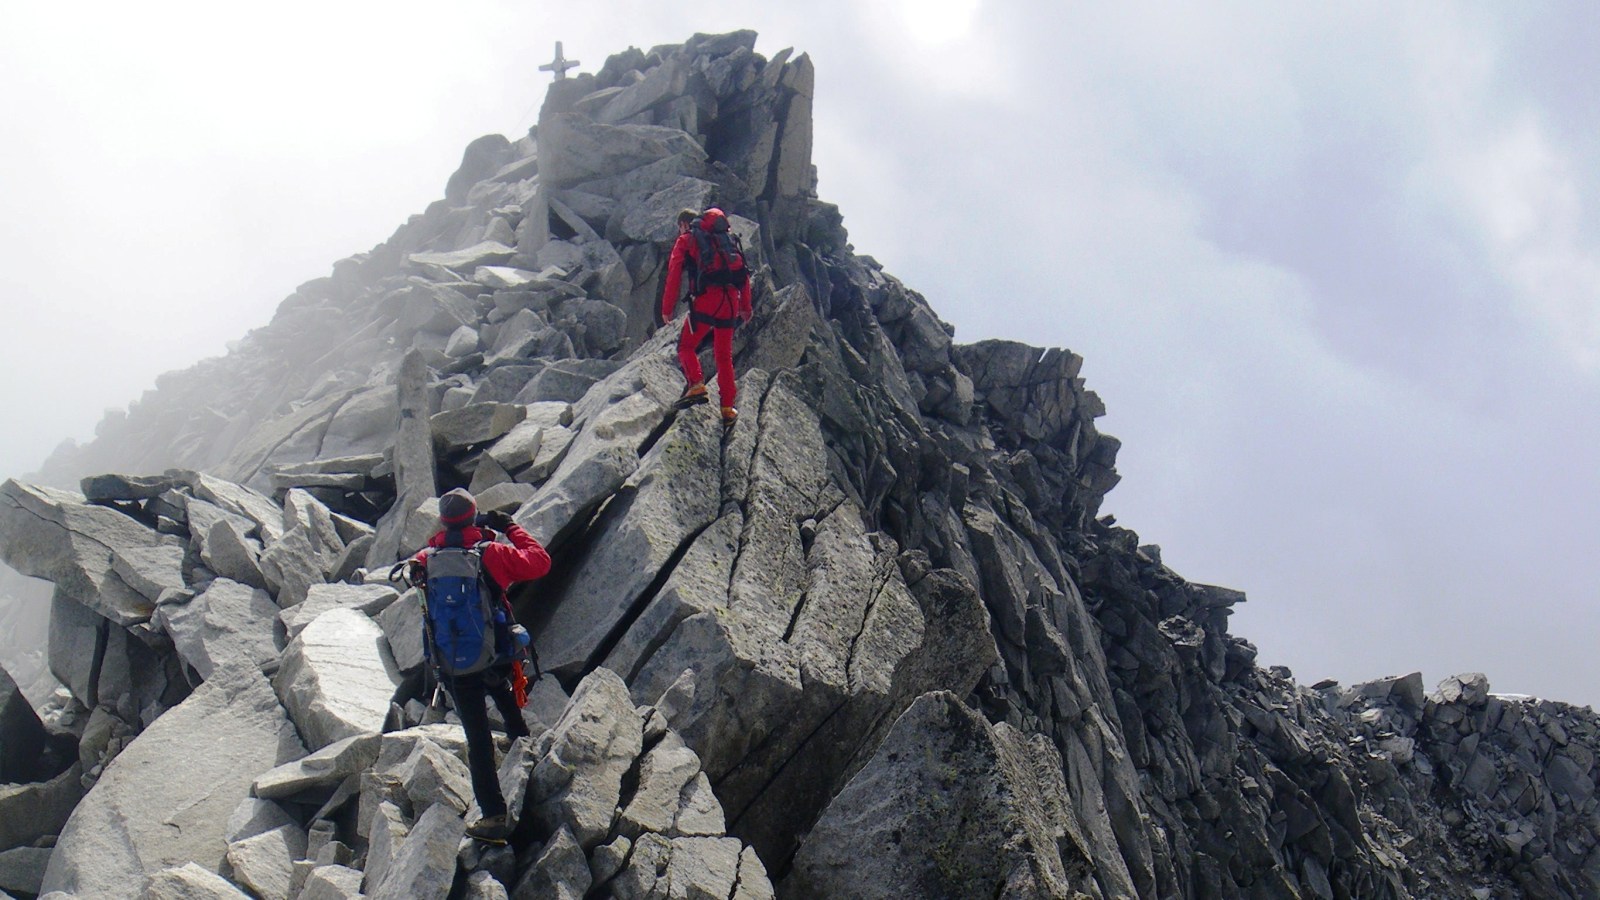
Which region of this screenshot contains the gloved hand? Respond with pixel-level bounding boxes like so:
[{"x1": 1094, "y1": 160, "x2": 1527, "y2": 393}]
[{"x1": 483, "y1": 510, "x2": 517, "y2": 532}]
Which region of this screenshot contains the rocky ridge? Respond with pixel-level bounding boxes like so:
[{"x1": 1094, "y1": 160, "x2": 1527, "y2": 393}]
[{"x1": 0, "y1": 30, "x2": 1597, "y2": 900}]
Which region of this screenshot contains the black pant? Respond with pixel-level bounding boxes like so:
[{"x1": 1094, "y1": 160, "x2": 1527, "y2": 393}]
[{"x1": 444, "y1": 666, "x2": 529, "y2": 819}]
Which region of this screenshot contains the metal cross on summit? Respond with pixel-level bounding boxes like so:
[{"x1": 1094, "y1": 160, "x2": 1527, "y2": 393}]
[{"x1": 539, "y1": 42, "x2": 580, "y2": 80}]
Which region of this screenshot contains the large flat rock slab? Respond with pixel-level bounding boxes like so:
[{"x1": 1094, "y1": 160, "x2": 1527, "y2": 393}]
[
  {"x1": 40, "y1": 667, "x2": 305, "y2": 899},
  {"x1": 156, "y1": 578, "x2": 280, "y2": 680},
  {"x1": 273, "y1": 608, "x2": 403, "y2": 751},
  {"x1": 0, "y1": 480, "x2": 166, "y2": 626}
]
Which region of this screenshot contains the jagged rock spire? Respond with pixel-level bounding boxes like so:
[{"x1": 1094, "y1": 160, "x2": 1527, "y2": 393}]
[{"x1": 1, "y1": 30, "x2": 1598, "y2": 900}]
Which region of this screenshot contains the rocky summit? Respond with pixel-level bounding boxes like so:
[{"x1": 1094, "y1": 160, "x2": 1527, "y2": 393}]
[{"x1": 0, "y1": 30, "x2": 1597, "y2": 900}]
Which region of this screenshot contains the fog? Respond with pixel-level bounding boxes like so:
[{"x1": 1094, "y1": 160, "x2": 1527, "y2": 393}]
[{"x1": 1, "y1": 2, "x2": 1596, "y2": 705}]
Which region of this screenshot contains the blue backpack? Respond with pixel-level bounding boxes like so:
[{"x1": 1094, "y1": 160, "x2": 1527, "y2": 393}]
[{"x1": 421, "y1": 533, "x2": 509, "y2": 677}]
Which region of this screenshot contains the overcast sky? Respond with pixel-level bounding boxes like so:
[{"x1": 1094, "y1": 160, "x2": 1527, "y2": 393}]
[{"x1": 2, "y1": 2, "x2": 1596, "y2": 706}]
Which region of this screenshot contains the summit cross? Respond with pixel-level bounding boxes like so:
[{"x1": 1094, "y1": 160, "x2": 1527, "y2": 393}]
[{"x1": 539, "y1": 42, "x2": 580, "y2": 80}]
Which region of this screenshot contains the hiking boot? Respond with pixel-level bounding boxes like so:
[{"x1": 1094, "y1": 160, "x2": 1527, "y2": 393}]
[
  {"x1": 721, "y1": 406, "x2": 738, "y2": 426},
  {"x1": 467, "y1": 814, "x2": 512, "y2": 843},
  {"x1": 674, "y1": 383, "x2": 709, "y2": 409}
]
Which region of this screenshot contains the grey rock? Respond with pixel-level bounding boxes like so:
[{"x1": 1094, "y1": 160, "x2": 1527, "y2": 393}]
[
  {"x1": 390, "y1": 739, "x2": 473, "y2": 814},
  {"x1": 525, "y1": 676, "x2": 571, "y2": 733},
  {"x1": 514, "y1": 344, "x2": 681, "y2": 546},
  {"x1": 279, "y1": 582, "x2": 400, "y2": 640},
  {"x1": 598, "y1": 512, "x2": 737, "y2": 685},
  {"x1": 368, "y1": 351, "x2": 439, "y2": 570},
  {"x1": 608, "y1": 832, "x2": 672, "y2": 900},
  {"x1": 470, "y1": 365, "x2": 543, "y2": 406},
  {"x1": 299, "y1": 864, "x2": 365, "y2": 900},
  {"x1": 109, "y1": 544, "x2": 186, "y2": 602},
  {"x1": 486, "y1": 402, "x2": 573, "y2": 471},
  {"x1": 79, "y1": 473, "x2": 176, "y2": 502},
  {"x1": 141, "y1": 863, "x2": 254, "y2": 899},
  {"x1": 41, "y1": 667, "x2": 305, "y2": 899},
  {"x1": 590, "y1": 835, "x2": 631, "y2": 887},
  {"x1": 432, "y1": 402, "x2": 527, "y2": 451},
  {"x1": 0, "y1": 762, "x2": 83, "y2": 852},
  {"x1": 535, "y1": 392, "x2": 724, "y2": 676},
  {"x1": 446, "y1": 325, "x2": 482, "y2": 358},
  {"x1": 549, "y1": 298, "x2": 628, "y2": 358},
  {"x1": 446, "y1": 133, "x2": 512, "y2": 203},
  {"x1": 674, "y1": 773, "x2": 726, "y2": 837},
  {"x1": 513, "y1": 359, "x2": 623, "y2": 405},
  {"x1": 486, "y1": 308, "x2": 545, "y2": 364},
  {"x1": 49, "y1": 587, "x2": 173, "y2": 714},
  {"x1": 272, "y1": 607, "x2": 403, "y2": 751},
  {"x1": 538, "y1": 114, "x2": 707, "y2": 190},
  {"x1": 0, "y1": 847, "x2": 50, "y2": 898},
  {"x1": 396, "y1": 281, "x2": 479, "y2": 336},
  {"x1": 225, "y1": 823, "x2": 307, "y2": 900},
  {"x1": 528, "y1": 669, "x2": 643, "y2": 848},
  {"x1": 409, "y1": 241, "x2": 518, "y2": 271},
  {"x1": 733, "y1": 845, "x2": 774, "y2": 900},
  {"x1": 475, "y1": 266, "x2": 540, "y2": 290},
  {"x1": 369, "y1": 802, "x2": 465, "y2": 900},
  {"x1": 788, "y1": 691, "x2": 1111, "y2": 899},
  {"x1": 319, "y1": 388, "x2": 399, "y2": 461},
  {"x1": 462, "y1": 869, "x2": 510, "y2": 900},
  {"x1": 594, "y1": 51, "x2": 692, "y2": 126},
  {"x1": 283, "y1": 489, "x2": 349, "y2": 575},
  {"x1": 521, "y1": 424, "x2": 576, "y2": 484},
  {"x1": 252, "y1": 733, "x2": 381, "y2": 799},
  {"x1": 664, "y1": 836, "x2": 744, "y2": 900},
  {"x1": 200, "y1": 517, "x2": 267, "y2": 591},
  {"x1": 376, "y1": 590, "x2": 426, "y2": 673},
  {"x1": 617, "y1": 730, "x2": 711, "y2": 840},
  {"x1": 374, "y1": 724, "x2": 471, "y2": 769},
  {"x1": 1437, "y1": 672, "x2": 1492, "y2": 706},
  {"x1": 224, "y1": 798, "x2": 297, "y2": 844},
  {"x1": 468, "y1": 453, "x2": 516, "y2": 494},
  {"x1": 474, "y1": 481, "x2": 536, "y2": 513},
  {"x1": 511, "y1": 825, "x2": 588, "y2": 900},
  {"x1": 259, "y1": 524, "x2": 325, "y2": 608},
  {"x1": 0, "y1": 660, "x2": 54, "y2": 783},
  {"x1": 155, "y1": 578, "x2": 279, "y2": 680},
  {"x1": 0, "y1": 480, "x2": 164, "y2": 626},
  {"x1": 362, "y1": 801, "x2": 409, "y2": 894},
  {"x1": 619, "y1": 177, "x2": 717, "y2": 243},
  {"x1": 184, "y1": 473, "x2": 286, "y2": 543}
]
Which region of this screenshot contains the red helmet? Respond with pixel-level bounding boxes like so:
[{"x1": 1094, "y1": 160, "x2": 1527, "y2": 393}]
[{"x1": 699, "y1": 207, "x2": 727, "y2": 231}]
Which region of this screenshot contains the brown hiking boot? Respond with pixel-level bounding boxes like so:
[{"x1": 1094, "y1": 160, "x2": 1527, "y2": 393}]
[
  {"x1": 721, "y1": 406, "x2": 738, "y2": 426},
  {"x1": 674, "y1": 382, "x2": 709, "y2": 409}
]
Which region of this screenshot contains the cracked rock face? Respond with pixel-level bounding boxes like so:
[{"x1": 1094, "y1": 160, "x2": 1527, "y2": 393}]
[
  {"x1": 40, "y1": 667, "x2": 305, "y2": 899},
  {"x1": 273, "y1": 607, "x2": 403, "y2": 751},
  {"x1": 7, "y1": 28, "x2": 1600, "y2": 900},
  {"x1": 788, "y1": 691, "x2": 1107, "y2": 899}
]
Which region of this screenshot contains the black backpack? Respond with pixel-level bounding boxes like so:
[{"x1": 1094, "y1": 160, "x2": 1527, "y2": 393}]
[{"x1": 691, "y1": 211, "x2": 749, "y2": 296}]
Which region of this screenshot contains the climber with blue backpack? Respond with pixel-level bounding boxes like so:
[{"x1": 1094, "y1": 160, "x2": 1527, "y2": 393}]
[
  {"x1": 661, "y1": 207, "x2": 752, "y2": 426},
  {"x1": 394, "y1": 487, "x2": 551, "y2": 843}
]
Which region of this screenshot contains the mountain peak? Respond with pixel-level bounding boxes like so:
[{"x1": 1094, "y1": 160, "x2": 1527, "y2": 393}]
[{"x1": 1, "y1": 32, "x2": 1596, "y2": 899}]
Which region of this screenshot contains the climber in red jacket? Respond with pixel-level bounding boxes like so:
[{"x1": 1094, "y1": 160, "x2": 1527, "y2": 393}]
[
  {"x1": 661, "y1": 207, "x2": 752, "y2": 425},
  {"x1": 408, "y1": 487, "x2": 550, "y2": 842}
]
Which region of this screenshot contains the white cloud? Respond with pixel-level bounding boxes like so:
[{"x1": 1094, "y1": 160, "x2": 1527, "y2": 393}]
[{"x1": 1435, "y1": 118, "x2": 1600, "y2": 371}]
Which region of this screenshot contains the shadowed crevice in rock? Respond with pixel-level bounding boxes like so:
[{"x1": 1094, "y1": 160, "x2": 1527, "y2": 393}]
[{"x1": 580, "y1": 514, "x2": 719, "y2": 680}]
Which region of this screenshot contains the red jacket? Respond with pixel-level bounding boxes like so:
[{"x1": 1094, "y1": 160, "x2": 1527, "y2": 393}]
[
  {"x1": 661, "y1": 227, "x2": 752, "y2": 324},
  {"x1": 413, "y1": 524, "x2": 551, "y2": 591}
]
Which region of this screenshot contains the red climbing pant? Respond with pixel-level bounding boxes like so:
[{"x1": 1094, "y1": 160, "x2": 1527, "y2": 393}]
[{"x1": 677, "y1": 318, "x2": 737, "y2": 408}]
